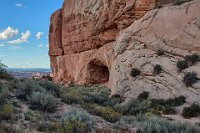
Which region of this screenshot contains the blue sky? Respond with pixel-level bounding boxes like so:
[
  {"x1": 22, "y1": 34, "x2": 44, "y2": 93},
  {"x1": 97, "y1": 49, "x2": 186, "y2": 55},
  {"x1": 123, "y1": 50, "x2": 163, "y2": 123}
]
[{"x1": 0, "y1": 0, "x2": 63, "y2": 68}]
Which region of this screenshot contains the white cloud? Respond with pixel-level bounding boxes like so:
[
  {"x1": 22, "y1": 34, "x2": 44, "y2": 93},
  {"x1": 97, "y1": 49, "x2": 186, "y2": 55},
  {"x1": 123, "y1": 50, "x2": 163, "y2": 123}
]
[
  {"x1": 8, "y1": 30, "x2": 31, "y2": 45},
  {"x1": 7, "y1": 45, "x2": 22, "y2": 50},
  {"x1": 36, "y1": 32, "x2": 43, "y2": 39},
  {"x1": 0, "y1": 27, "x2": 19, "y2": 40},
  {"x1": 15, "y1": 3, "x2": 22, "y2": 7},
  {"x1": 38, "y1": 44, "x2": 43, "y2": 48},
  {"x1": 46, "y1": 44, "x2": 49, "y2": 48},
  {"x1": 0, "y1": 44, "x2": 4, "y2": 47}
]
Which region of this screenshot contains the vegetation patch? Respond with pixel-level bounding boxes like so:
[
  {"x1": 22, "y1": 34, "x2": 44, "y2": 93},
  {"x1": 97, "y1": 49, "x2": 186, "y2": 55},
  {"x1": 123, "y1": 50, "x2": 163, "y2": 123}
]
[
  {"x1": 184, "y1": 54, "x2": 200, "y2": 65},
  {"x1": 0, "y1": 61, "x2": 13, "y2": 80},
  {"x1": 136, "y1": 116, "x2": 200, "y2": 133},
  {"x1": 182, "y1": 104, "x2": 200, "y2": 118},
  {"x1": 177, "y1": 60, "x2": 188, "y2": 72},
  {"x1": 157, "y1": 49, "x2": 165, "y2": 56},
  {"x1": 137, "y1": 91, "x2": 149, "y2": 101},
  {"x1": 131, "y1": 68, "x2": 141, "y2": 77},
  {"x1": 153, "y1": 64, "x2": 162, "y2": 74},
  {"x1": 183, "y1": 72, "x2": 199, "y2": 87},
  {"x1": 83, "y1": 103, "x2": 121, "y2": 123},
  {"x1": 28, "y1": 91, "x2": 58, "y2": 112}
]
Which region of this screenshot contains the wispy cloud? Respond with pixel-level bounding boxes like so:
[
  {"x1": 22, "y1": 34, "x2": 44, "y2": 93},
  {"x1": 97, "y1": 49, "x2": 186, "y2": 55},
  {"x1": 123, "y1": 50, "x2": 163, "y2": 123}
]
[
  {"x1": 46, "y1": 44, "x2": 49, "y2": 48},
  {"x1": 36, "y1": 32, "x2": 43, "y2": 39},
  {"x1": 0, "y1": 27, "x2": 19, "y2": 40},
  {"x1": 8, "y1": 30, "x2": 31, "y2": 45},
  {"x1": 7, "y1": 45, "x2": 22, "y2": 50},
  {"x1": 38, "y1": 44, "x2": 43, "y2": 48},
  {"x1": 0, "y1": 44, "x2": 4, "y2": 47},
  {"x1": 15, "y1": 3, "x2": 23, "y2": 8}
]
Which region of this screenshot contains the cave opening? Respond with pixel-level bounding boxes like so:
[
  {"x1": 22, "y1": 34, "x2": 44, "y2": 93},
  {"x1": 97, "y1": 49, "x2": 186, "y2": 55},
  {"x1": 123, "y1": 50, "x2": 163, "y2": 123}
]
[{"x1": 87, "y1": 61, "x2": 110, "y2": 84}]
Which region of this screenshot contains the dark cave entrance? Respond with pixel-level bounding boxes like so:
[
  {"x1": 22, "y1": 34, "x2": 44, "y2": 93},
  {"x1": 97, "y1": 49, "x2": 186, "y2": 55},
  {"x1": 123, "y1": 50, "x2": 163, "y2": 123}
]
[{"x1": 87, "y1": 61, "x2": 110, "y2": 84}]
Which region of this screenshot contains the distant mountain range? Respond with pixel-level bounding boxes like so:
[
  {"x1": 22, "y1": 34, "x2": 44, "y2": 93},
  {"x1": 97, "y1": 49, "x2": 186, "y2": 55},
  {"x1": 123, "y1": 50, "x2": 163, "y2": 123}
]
[
  {"x1": 7, "y1": 68, "x2": 51, "y2": 73},
  {"x1": 7, "y1": 68, "x2": 51, "y2": 78}
]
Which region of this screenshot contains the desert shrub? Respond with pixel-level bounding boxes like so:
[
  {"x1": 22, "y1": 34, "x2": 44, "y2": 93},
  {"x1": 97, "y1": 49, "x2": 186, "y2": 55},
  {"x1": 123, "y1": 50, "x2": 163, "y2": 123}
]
[
  {"x1": 137, "y1": 91, "x2": 149, "y2": 101},
  {"x1": 162, "y1": 106, "x2": 176, "y2": 114},
  {"x1": 48, "y1": 108, "x2": 92, "y2": 133},
  {"x1": 182, "y1": 104, "x2": 200, "y2": 118},
  {"x1": 184, "y1": 54, "x2": 199, "y2": 64},
  {"x1": 131, "y1": 68, "x2": 141, "y2": 77},
  {"x1": 136, "y1": 116, "x2": 200, "y2": 133},
  {"x1": 177, "y1": 60, "x2": 188, "y2": 72},
  {"x1": 150, "y1": 96, "x2": 186, "y2": 114},
  {"x1": 16, "y1": 79, "x2": 43, "y2": 100},
  {"x1": 83, "y1": 104, "x2": 121, "y2": 123},
  {"x1": 60, "y1": 91, "x2": 83, "y2": 105},
  {"x1": 115, "y1": 100, "x2": 151, "y2": 116},
  {"x1": 24, "y1": 111, "x2": 34, "y2": 121},
  {"x1": 62, "y1": 108, "x2": 91, "y2": 123},
  {"x1": 164, "y1": 96, "x2": 186, "y2": 106},
  {"x1": 157, "y1": 49, "x2": 165, "y2": 56},
  {"x1": 0, "y1": 124, "x2": 16, "y2": 133},
  {"x1": 153, "y1": 65, "x2": 162, "y2": 74},
  {"x1": 183, "y1": 72, "x2": 198, "y2": 87},
  {"x1": 0, "y1": 61, "x2": 13, "y2": 80},
  {"x1": 61, "y1": 85, "x2": 112, "y2": 106},
  {"x1": 0, "y1": 104, "x2": 14, "y2": 120},
  {"x1": 0, "y1": 84, "x2": 9, "y2": 105},
  {"x1": 28, "y1": 91, "x2": 58, "y2": 112},
  {"x1": 38, "y1": 81, "x2": 61, "y2": 97},
  {"x1": 51, "y1": 120, "x2": 90, "y2": 133},
  {"x1": 104, "y1": 95, "x2": 123, "y2": 107}
]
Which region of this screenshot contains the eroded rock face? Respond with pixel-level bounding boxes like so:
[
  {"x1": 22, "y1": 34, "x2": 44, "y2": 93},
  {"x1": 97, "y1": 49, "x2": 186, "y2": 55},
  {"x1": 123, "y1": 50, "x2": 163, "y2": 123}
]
[
  {"x1": 49, "y1": 0, "x2": 200, "y2": 102},
  {"x1": 111, "y1": 0, "x2": 200, "y2": 102},
  {"x1": 49, "y1": 0, "x2": 158, "y2": 84}
]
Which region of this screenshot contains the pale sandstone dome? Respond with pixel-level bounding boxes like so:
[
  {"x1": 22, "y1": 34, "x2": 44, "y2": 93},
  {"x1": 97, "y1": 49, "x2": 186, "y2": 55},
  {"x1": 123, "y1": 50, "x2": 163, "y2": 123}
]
[{"x1": 49, "y1": 0, "x2": 200, "y2": 103}]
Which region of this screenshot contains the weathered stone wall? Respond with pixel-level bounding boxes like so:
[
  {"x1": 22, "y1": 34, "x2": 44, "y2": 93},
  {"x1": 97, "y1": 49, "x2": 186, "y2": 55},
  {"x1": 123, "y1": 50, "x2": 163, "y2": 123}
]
[
  {"x1": 49, "y1": 0, "x2": 157, "y2": 84},
  {"x1": 49, "y1": 0, "x2": 200, "y2": 102}
]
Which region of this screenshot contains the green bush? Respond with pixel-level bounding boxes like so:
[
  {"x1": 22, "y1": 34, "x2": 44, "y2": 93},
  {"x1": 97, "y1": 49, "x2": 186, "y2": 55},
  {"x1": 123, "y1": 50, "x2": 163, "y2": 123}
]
[
  {"x1": 38, "y1": 81, "x2": 60, "y2": 97},
  {"x1": 16, "y1": 79, "x2": 43, "y2": 100},
  {"x1": 136, "y1": 116, "x2": 200, "y2": 133},
  {"x1": 114, "y1": 95, "x2": 186, "y2": 116},
  {"x1": 61, "y1": 85, "x2": 113, "y2": 106},
  {"x1": 44, "y1": 108, "x2": 92, "y2": 133},
  {"x1": 182, "y1": 104, "x2": 200, "y2": 118},
  {"x1": 184, "y1": 54, "x2": 199, "y2": 64},
  {"x1": 28, "y1": 91, "x2": 58, "y2": 112},
  {"x1": 153, "y1": 65, "x2": 162, "y2": 74},
  {"x1": 157, "y1": 49, "x2": 165, "y2": 56},
  {"x1": 115, "y1": 100, "x2": 151, "y2": 115},
  {"x1": 0, "y1": 104, "x2": 14, "y2": 120},
  {"x1": 104, "y1": 95, "x2": 123, "y2": 107},
  {"x1": 177, "y1": 60, "x2": 188, "y2": 72},
  {"x1": 62, "y1": 108, "x2": 91, "y2": 123},
  {"x1": 165, "y1": 96, "x2": 186, "y2": 106},
  {"x1": 60, "y1": 91, "x2": 83, "y2": 104},
  {"x1": 83, "y1": 104, "x2": 121, "y2": 123},
  {"x1": 183, "y1": 72, "x2": 198, "y2": 87},
  {"x1": 0, "y1": 61, "x2": 13, "y2": 80},
  {"x1": 51, "y1": 120, "x2": 90, "y2": 133},
  {"x1": 131, "y1": 68, "x2": 141, "y2": 77},
  {"x1": 0, "y1": 84, "x2": 9, "y2": 105},
  {"x1": 162, "y1": 106, "x2": 176, "y2": 114},
  {"x1": 137, "y1": 91, "x2": 149, "y2": 101}
]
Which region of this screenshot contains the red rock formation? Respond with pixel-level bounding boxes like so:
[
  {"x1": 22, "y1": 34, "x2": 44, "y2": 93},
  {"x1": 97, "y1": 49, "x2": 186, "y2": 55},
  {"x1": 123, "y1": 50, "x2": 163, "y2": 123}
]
[{"x1": 49, "y1": 0, "x2": 158, "y2": 85}]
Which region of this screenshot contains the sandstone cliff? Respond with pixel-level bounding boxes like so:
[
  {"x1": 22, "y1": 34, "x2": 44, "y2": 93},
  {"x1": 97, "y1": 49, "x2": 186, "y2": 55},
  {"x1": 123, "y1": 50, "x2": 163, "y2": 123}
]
[{"x1": 49, "y1": 0, "x2": 200, "y2": 103}]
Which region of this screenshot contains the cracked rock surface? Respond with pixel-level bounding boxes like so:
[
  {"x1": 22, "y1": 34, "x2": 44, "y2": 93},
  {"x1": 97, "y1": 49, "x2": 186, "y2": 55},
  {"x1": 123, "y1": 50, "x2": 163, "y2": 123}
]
[
  {"x1": 49, "y1": 0, "x2": 200, "y2": 103},
  {"x1": 111, "y1": 0, "x2": 200, "y2": 102}
]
